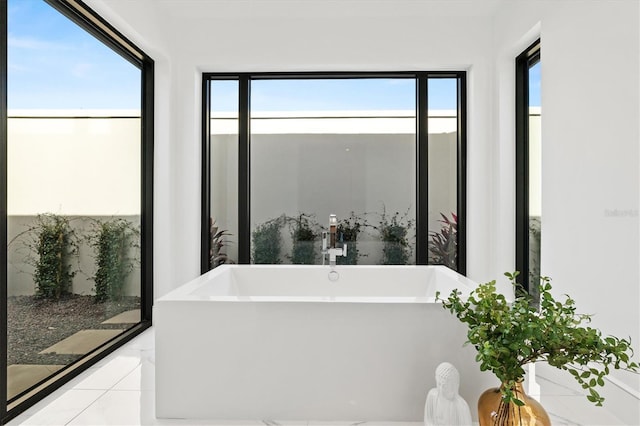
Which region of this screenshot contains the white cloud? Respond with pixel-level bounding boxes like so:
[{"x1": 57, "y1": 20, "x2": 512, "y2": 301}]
[
  {"x1": 72, "y1": 62, "x2": 94, "y2": 78},
  {"x1": 8, "y1": 35, "x2": 69, "y2": 50}
]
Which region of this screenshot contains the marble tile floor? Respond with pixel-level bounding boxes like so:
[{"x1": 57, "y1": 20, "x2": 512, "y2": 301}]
[{"x1": 7, "y1": 328, "x2": 630, "y2": 426}]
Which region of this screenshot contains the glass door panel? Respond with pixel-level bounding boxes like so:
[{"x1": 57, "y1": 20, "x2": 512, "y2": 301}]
[{"x1": 7, "y1": 0, "x2": 142, "y2": 402}]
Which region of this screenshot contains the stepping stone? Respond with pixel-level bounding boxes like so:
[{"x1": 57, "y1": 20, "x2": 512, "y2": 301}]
[
  {"x1": 39, "y1": 329, "x2": 123, "y2": 355},
  {"x1": 101, "y1": 309, "x2": 141, "y2": 325},
  {"x1": 7, "y1": 364, "x2": 64, "y2": 400}
]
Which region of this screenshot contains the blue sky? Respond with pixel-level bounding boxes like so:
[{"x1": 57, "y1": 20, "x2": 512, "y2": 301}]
[
  {"x1": 8, "y1": 0, "x2": 140, "y2": 110},
  {"x1": 8, "y1": 0, "x2": 540, "y2": 111},
  {"x1": 212, "y1": 78, "x2": 460, "y2": 112},
  {"x1": 529, "y1": 61, "x2": 541, "y2": 107}
]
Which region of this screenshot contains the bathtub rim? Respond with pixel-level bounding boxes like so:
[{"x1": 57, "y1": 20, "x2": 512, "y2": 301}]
[{"x1": 156, "y1": 264, "x2": 476, "y2": 304}]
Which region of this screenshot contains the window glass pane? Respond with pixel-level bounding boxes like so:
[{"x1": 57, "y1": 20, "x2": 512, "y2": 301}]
[
  {"x1": 209, "y1": 80, "x2": 238, "y2": 267},
  {"x1": 427, "y1": 78, "x2": 458, "y2": 270},
  {"x1": 250, "y1": 79, "x2": 415, "y2": 112},
  {"x1": 528, "y1": 60, "x2": 542, "y2": 298},
  {"x1": 7, "y1": 0, "x2": 141, "y2": 402},
  {"x1": 250, "y1": 78, "x2": 417, "y2": 265}
]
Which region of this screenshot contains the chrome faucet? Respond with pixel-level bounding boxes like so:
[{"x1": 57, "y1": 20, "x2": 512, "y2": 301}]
[{"x1": 322, "y1": 214, "x2": 347, "y2": 267}]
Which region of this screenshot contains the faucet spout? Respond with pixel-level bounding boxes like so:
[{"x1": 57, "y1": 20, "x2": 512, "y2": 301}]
[
  {"x1": 329, "y1": 214, "x2": 338, "y2": 249},
  {"x1": 322, "y1": 214, "x2": 347, "y2": 267}
]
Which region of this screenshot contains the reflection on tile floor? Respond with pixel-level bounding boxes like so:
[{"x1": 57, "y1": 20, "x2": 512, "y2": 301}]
[{"x1": 7, "y1": 328, "x2": 633, "y2": 426}]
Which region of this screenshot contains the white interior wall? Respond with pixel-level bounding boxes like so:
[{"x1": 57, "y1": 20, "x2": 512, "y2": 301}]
[
  {"x1": 493, "y1": 0, "x2": 640, "y2": 402},
  {"x1": 83, "y1": 0, "x2": 175, "y2": 298},
  {"x1": 86, "y1": 0, "x2": 496, "y2": 297},
  {"x1": 177, "y1": 1, "x2": 494, "y2": 288}
]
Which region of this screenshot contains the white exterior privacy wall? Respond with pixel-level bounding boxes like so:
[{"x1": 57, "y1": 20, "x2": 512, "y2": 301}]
[
  {"x1": 7, "y1": 112, "x2": 142, "y2": 296},
  {"x1": 212, "y1": 111, "x2": 458, "y2": 263}
]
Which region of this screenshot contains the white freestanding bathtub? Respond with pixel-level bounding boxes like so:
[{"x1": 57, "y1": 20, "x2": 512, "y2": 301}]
[{"x1": 155, "y1": 265, "x2": 495, "y2": 422}]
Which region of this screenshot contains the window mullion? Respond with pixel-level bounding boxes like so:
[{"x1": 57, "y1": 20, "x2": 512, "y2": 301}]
[
  {"x1": 238, "y1": 76, "x2": 251, "y2": 264},
  {"x1": 1, "y1": 0, "x2": 8, "y2": 420},
  {"x1": 457, "y1": 73, "x2": 467, "y2": 275},
  {"x1": 416, "y1": 75, "x2": 429, "y2": 264}
]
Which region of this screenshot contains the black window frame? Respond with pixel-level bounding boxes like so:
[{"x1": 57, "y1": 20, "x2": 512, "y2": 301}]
[
  {"x1": 201, "y1": 71, "x2": 466, "y2": 274},
  {"x1": 1, "y1": 0, "x2": 154, "y2": 423},
  {"x1": 515, "y1": 40, "x2": 541, "y2": 294}
]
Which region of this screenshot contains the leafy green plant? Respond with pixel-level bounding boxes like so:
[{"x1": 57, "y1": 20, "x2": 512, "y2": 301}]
[
  {"x1": 376, "y1": 208, "x2": 414, "y2": 265},
  {"x1": 209, "y1": 218, "x2": 234, "y2": 269},
  {"x1": 337, "y1": 212, "x2": 366, "y2": 265},
  {"x1": 252, "y1": 216, "x2": 284, "y2": 264},
  {"x1": 428, "y1": 212, "x2": 457, "y2": 270},
  {"x1": 27, "y1": 214, "x2": 78, "y2": 299},
  {"x1": 437, "y1": 272, "x2": 638, "y2": 408},
  {"x1": 88, "y1": 218, "x2": 139, "y2": 302},
  {"x1": 288, "y1": 213, "x2": 318, "y2": 265}
]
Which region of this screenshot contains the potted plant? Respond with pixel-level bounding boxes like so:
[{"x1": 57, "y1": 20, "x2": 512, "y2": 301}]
[
  {"x1": 337, "y1": 211, "x2": 366, "y2": 265},
  {"x1": 252, "y1": 216, "x2": 284, "y2": 264},
  {"x1": 376, "y1": 208, "x2": 414, "y2": 265},
  {"x1": 437, "y1": 272, "x2": 638, "y2": 425},
  {"x1": 428, "y1": 212, "x2": 457, "y2": 270},
  {"x1": 288, "y1": 213, "x2": 318, "y2": 265},
  {"x1": 209, "y1": 218, "x2": 234, "y2": 270}
]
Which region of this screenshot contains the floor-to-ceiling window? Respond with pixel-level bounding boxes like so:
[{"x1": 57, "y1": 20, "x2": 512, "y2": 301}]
[
  {"x1": 202, "y1": 73, "x2": 466, "y2": 272},
  {"x1": 427, "y1": 77, "x2": 463, "y2": 271},
  {"x1": 1, "y1": 1, "x2": 153, "y2": 422},
  {"x1": 205, "y1": 79, "x2": 239, "y2": 269},
  {"x1": 516, "y1": 40, "x2": 541, "y2": 299}
]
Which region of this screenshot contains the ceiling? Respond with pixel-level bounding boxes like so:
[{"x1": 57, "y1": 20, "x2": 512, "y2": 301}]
[{"x1": 150, "y1": 0, "x2": 507, "y2": 20}]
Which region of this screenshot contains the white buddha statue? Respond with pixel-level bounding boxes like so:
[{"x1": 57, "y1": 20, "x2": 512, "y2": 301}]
[{"x1": 424, "y1": 362, "x2": 472, "y2": 426}]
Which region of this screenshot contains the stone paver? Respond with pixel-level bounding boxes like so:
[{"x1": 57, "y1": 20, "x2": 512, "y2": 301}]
[
  {"x1": 39, "y1": 329, "x2": 123, "y2": 355},
  {"x1": 101, "y1": 309, "x2": 141, "y2": 325},
  {"x1": 8, "y1": 364, "x2": 65, "y2": 400}
]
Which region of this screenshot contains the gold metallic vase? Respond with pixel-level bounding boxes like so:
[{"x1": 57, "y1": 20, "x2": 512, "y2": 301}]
[{"x1": 478, "y1": 382, "x2": 551, "y2": 426}]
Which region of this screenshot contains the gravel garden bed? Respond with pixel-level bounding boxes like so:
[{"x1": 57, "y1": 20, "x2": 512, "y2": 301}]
[{"x1": 7, "y1": 295, "x2": 140, "y2": 366}]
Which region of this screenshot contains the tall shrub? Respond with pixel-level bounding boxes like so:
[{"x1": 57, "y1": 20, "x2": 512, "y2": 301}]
[
  {"x1": 89, "y1": 219, "x2": 139, "y2": 302},
  {"x1": 31, "y1": 214, "x2": 77, "y2": 299}
]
